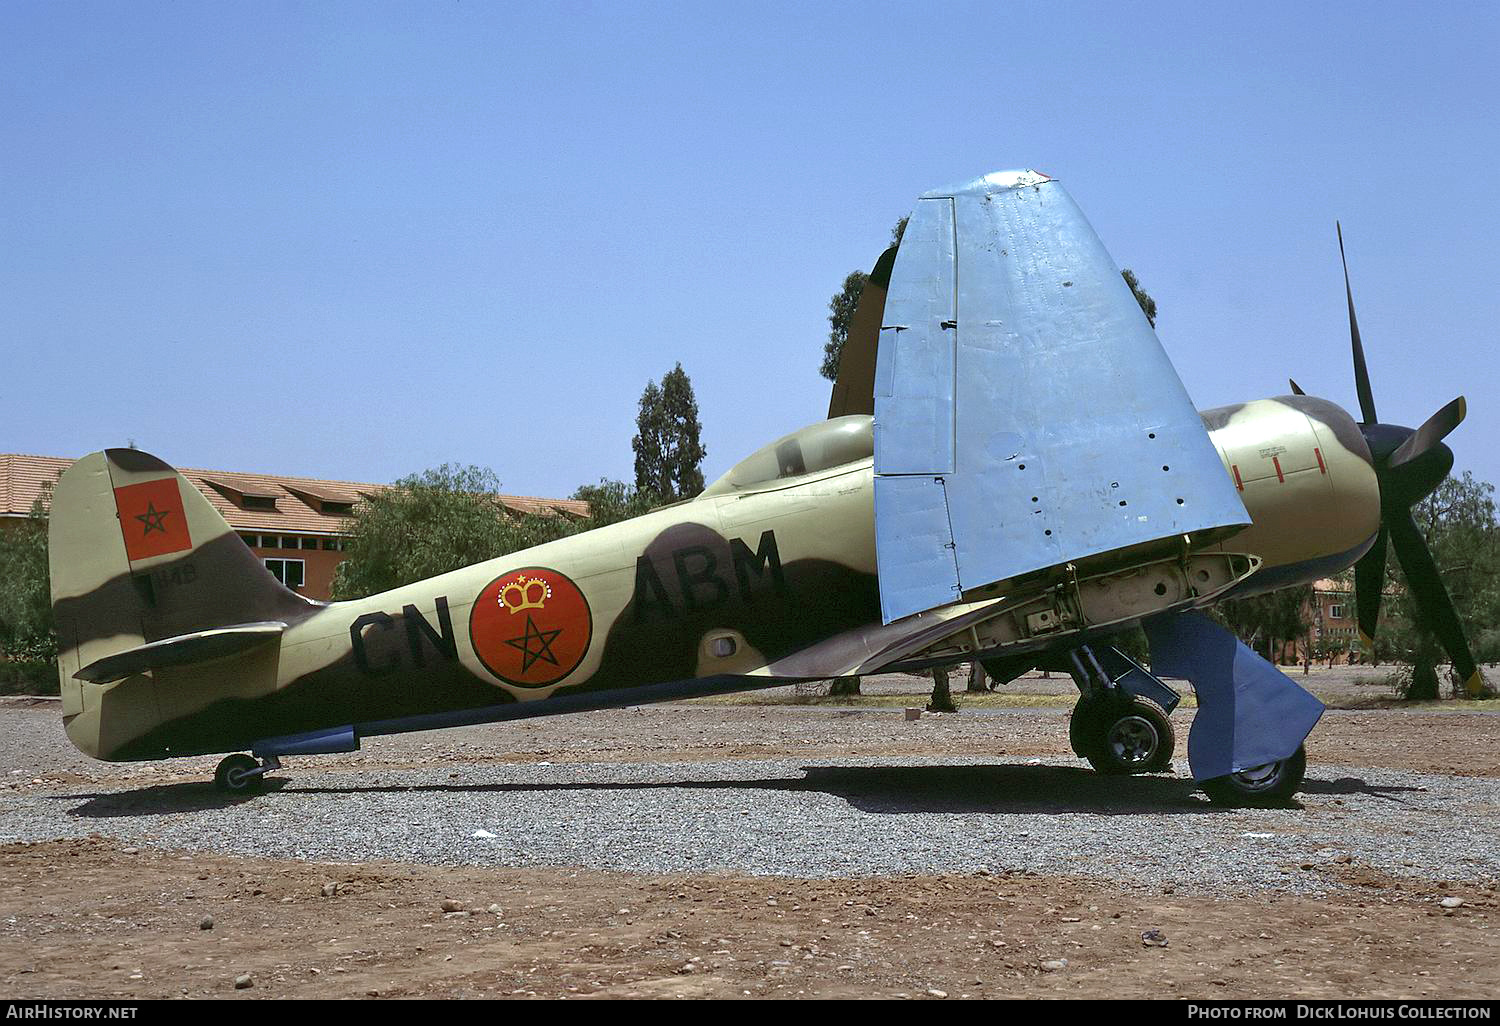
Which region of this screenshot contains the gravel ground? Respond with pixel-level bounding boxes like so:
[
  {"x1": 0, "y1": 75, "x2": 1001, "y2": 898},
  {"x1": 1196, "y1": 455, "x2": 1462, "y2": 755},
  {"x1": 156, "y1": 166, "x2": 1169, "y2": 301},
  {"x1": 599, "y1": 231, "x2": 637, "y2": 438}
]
[
  {"x1": 5, "y1": 696, "x2": 1500, "y2": 1000},
  {"x1": 3, "y1": 699, "x2": 1498, "y2": 897}
]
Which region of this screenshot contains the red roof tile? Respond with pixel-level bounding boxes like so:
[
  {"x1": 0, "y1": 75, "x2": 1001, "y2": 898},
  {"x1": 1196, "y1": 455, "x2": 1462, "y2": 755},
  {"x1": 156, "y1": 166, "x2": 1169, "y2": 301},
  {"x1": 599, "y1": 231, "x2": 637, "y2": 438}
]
[{"x1": 0, "y1": 453, "x2": 588, "y2": 535}]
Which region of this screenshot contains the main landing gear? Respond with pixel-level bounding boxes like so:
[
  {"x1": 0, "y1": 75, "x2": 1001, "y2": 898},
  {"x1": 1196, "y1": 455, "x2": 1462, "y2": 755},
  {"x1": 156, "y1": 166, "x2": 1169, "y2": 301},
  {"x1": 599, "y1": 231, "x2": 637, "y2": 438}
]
[
  {"x1": 1199, "y1": 745, "x2": 1307, "y2": 806},
  {"x1": 213, "y1": 753, "x2": 280, "y2": 794},
  {"x1": 1069, "y1": 692, "x2": 1175, "y2": 775},
  {"x1": 1061, "y1": 644, "x2": 1178, "y2": 776},
  {"x1": 1058, "y1": 642, "x2": 1308, "y2": 804}
]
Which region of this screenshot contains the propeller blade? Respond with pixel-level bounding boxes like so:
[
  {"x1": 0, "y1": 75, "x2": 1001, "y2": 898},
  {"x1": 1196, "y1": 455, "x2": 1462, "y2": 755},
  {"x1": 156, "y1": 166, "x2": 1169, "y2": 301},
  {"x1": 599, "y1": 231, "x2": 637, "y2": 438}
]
[
  {"x1": 1337, "y1": 222, "x2": 1379, "y2": 425},
  {"x1": 1388, "y1": 396, "x2": 1468, "y2": 469},
  {"x1": 1354, "y1": 525, "x2": 1388, "y2": 649},
  {"x1": 1389, "y1": 511, "x2": 1482, "y2": 694},
  {"x1": 1289, "y1": 378, "x2": 1306, "y2": 396},
  {"x1": 826, "y1": 245, "x2": 898, "y2": 419}
]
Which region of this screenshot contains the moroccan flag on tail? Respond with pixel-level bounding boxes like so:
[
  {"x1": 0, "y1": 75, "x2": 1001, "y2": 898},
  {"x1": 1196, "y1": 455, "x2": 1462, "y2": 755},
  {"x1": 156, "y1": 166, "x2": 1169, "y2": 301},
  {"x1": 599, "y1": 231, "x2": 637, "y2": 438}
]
[{"x1": 113, "y1": 477, "x2": 193, "y2": 561}]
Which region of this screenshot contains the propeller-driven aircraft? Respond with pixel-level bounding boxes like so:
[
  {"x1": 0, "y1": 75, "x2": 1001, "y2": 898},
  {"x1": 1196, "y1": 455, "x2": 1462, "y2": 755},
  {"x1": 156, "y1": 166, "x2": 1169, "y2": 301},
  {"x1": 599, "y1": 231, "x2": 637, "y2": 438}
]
[{"x1": 48, "y1": 169, "x2": 1480, "y2": 804}]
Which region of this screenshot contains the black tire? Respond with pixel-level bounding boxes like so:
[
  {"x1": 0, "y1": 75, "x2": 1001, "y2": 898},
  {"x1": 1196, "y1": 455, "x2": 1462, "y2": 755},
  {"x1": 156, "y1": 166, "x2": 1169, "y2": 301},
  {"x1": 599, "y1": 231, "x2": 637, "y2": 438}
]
[
  {"x1": 1068, "y1": 696, "x2": 1106, "y2": 761},
  {"x1": 1200, "y1": 745, "x2": 1307, "y2": 806},
  {"x1": 1072, "y1": 695, "x2": 1175, "y2": 775},
  {"x1": 213, "y1": 754, "x2": 263, "y2": 794}
]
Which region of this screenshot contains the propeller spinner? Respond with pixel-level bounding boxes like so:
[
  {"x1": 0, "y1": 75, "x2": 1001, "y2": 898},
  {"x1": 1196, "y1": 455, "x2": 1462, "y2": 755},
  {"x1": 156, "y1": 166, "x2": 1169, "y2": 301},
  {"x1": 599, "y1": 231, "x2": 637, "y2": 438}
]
[{"x1": 1328, "y1": 225, "x2": 1484, "y2": 697}]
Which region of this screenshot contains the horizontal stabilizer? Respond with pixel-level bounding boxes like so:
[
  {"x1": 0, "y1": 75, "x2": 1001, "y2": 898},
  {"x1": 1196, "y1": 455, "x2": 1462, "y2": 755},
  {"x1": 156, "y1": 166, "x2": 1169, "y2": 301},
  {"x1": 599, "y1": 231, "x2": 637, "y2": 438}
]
[
  {"x1": 74, "y1": 622, "x2": 286, "y2": 684},
  {"x1": 1144, "y1": 612, "x2": 1324, "y2": 781},
  {"x1": 873, "y1": 170, "x2": 1250, "y2": 622}
]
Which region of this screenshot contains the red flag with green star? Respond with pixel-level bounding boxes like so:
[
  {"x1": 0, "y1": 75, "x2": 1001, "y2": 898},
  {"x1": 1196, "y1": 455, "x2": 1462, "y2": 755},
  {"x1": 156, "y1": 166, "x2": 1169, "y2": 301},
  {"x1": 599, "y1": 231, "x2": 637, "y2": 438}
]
[{"x1": 114, "y1": 478, "x2": 193, "y2": 561}]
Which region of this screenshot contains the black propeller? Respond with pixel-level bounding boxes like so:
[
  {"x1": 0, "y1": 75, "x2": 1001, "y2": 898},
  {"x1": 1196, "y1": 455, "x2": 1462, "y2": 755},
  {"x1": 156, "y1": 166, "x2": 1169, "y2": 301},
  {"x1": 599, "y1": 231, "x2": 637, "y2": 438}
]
[{"x1": 1328, "y1": 224, "x2": 1482, "y2": 696}]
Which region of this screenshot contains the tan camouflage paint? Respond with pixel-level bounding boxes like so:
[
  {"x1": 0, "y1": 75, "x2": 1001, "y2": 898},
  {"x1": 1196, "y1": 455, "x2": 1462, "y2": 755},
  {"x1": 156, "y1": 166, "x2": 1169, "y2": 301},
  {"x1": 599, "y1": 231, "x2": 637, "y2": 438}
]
[{"x1": 50, "y1": 391, "x2": 1382, "y2": 763}]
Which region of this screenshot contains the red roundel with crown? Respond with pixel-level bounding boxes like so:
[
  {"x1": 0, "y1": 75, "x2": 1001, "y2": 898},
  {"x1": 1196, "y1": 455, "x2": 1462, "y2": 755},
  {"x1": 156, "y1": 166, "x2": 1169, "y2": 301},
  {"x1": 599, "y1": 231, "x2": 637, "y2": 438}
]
[{"x1": 469, "y1": 567, "x2": 592, "y2": 688}]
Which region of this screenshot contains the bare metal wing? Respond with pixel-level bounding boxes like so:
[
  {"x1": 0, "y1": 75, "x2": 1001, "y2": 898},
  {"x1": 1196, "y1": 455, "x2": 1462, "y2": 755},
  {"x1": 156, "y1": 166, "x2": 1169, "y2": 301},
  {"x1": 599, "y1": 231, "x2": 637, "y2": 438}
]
[{"x1": 873, "y1": 170, "x2": 1250, "y2": 623}]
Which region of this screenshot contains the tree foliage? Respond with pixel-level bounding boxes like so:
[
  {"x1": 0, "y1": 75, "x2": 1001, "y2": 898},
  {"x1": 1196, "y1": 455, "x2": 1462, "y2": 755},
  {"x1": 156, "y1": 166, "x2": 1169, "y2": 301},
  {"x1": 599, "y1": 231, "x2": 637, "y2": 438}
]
[
  {"x1": 0, "y1": 497, "x2": 58, "y2": 693},
  {"x1": 330, "y1": 465, "x2": 570, "y2": 600},
  {"x1": 571, "y1": 478, "x2": 660, "y2": 527},
  {"x1": 819, "y1": 217, "x2": 910, "y2": 383},
  {"x1": 330, "y1": 466, "x2": 659, "y2": 602},
  {"x1": 1374, "y1": 471, "x2": 1499, "y2": 698},
  {"x1": 632, "y1": 363, "x2": 707, "y2": 502},
  {"x1": 819, "y1": 269, "x2": 868, "y2": 382},
  {"x1": 1121, "y1": 268, "x2": 1157, "y2": 328},
  {"x1": 1214, "y1": 583, "x2": 1314, "y2": 661}
]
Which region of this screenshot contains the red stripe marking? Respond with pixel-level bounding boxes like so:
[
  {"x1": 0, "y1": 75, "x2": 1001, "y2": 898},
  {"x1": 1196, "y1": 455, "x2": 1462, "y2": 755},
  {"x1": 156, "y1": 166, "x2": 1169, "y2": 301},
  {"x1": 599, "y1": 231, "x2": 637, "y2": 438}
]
[
  {"x1": 1272, "y1": 456, "x2": 1285, "y2": 483},
  {"x1": 1231, "y1": 464, "x2": 1244, "y2": 491},
  {"x1": 1314, "y1": 447, "x2": 1327, "y2": 474}
]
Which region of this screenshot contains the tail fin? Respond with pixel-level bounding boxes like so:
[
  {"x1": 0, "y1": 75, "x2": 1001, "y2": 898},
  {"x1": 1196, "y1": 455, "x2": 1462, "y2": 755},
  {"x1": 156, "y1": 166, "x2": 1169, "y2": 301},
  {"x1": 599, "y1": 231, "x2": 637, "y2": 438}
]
[{"x1": 49, "y1": 449, "x2": 317, "y2": 749}]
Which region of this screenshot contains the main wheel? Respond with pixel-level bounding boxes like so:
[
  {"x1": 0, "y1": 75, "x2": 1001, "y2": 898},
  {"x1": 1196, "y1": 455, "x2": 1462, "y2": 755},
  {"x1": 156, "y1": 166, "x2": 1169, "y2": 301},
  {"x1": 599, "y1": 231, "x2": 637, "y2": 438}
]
[
  {"x1": 1200, "y1": 745, "x2": 1307, "y2": 806},
  {"x1": 213, "y1": 753, "x2": 264, "y2": 794},
  {"x1": 1071, "y1": 695, "x2": 1175, "y2": 775}
]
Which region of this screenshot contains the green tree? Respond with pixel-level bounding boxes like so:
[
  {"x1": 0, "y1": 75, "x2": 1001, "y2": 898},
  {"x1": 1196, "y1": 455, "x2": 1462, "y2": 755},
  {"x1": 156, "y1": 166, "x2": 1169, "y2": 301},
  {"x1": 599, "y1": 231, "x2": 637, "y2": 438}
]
[
  {"x1": 1375, "y1": 471, "x2": 1499, "y2": 699},
  {"x1": 331, "y1": 468, "x2": 659, "y2": 602},
  {"x1": 1122, "y1": 268, "x2": 1157, "y2": 328},
  {"x1": 330, "y1": 465, "x2": 576, "y2": 600},
  {"x1": 1214, "y1": 583, "x2": 1313, "y2": 662},
  {"x1": 820, "y1": 269, "x2": 869, "y2": 382},
  {"x1": 571, "y1": 478, "x2": 659, "y2": 527},
  {"x1": 819, "y1": 217, "x2": 909, "y2": 382},
  {"x1": 632, "y1": 363, "x2": 707, "y2": 502},
  {"x1": 0, "y1": 495, "x2": 58, "y2": 693}
]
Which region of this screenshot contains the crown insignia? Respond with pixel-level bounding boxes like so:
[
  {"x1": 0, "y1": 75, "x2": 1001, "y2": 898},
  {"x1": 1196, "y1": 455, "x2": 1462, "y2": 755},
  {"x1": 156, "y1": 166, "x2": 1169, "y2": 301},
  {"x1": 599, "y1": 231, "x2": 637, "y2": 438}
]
[{"x1": 498, "y1": 575, "x2": 551, "y2": 614}]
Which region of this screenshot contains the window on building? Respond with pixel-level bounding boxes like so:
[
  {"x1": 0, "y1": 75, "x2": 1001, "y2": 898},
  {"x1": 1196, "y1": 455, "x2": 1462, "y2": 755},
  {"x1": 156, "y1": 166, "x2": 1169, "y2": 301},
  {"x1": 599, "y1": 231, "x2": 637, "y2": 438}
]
[
  {"x1": 1329, "y1": 604, "x2": 1345, "y2": 620},
  {"x1": 302, "y1": 537, "x2": 320, "y2": 550},
  {"x1": 240, "y1": 533, "x2": 260, "y2": 548},
  {"x1": 265, "y1": 558, "x2": 305, "y2": 590}
]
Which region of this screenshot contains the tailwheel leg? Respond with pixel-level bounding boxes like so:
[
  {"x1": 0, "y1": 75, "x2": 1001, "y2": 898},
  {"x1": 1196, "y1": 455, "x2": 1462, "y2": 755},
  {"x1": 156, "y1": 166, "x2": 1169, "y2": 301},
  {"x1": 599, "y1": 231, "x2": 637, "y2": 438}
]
[{"x1": 213, "y1": 753, "x2": 281, "y2": 794}]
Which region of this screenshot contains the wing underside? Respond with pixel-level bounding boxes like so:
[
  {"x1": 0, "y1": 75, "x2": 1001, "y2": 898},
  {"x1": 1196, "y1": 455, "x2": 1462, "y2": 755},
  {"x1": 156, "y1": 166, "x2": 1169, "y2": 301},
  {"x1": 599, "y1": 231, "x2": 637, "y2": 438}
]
[{"x1": 873, "y1": 171, "x2": 1249, "y2": 623}]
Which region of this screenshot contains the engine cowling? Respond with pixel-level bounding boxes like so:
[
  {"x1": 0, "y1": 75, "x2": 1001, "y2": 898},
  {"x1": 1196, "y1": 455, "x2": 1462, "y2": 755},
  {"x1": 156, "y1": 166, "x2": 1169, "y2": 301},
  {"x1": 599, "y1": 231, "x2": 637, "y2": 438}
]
[{"x1": 1200, "y1": 395, "x2": 1381, "y2": 596}]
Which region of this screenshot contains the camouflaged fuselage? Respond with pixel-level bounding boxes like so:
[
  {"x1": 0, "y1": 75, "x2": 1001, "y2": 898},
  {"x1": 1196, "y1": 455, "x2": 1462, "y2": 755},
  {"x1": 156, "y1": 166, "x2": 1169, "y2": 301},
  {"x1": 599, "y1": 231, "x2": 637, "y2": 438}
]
[{"x1": 54, "y1": 393, "x2": 1381, "y2": 762}]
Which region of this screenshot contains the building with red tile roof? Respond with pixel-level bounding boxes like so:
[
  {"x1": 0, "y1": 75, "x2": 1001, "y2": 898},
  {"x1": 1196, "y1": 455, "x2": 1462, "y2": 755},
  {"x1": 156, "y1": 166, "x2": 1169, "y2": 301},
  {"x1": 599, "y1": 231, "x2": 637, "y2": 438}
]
[{"x1": 1, "y1": 453, "x2": 588, "y2": 600}]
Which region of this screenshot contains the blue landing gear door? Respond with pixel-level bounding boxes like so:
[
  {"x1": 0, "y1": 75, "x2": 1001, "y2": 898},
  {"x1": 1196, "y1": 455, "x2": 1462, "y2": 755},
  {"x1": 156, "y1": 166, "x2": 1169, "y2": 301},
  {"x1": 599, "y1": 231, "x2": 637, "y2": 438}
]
[{"x1": 1144, "y1": 612, "x2": 1324, "y2": 781}]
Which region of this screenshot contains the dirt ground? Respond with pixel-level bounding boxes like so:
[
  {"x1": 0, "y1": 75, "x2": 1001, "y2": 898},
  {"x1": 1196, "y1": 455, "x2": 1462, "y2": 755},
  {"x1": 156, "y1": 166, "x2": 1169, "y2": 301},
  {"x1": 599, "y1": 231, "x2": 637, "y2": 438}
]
[
  {"x1": 2, "y1": 836, "x2": 1496, "y2": 1000},
  {"x1": 2, "y1": 684, "x2": 1498, "y2": 1001}
]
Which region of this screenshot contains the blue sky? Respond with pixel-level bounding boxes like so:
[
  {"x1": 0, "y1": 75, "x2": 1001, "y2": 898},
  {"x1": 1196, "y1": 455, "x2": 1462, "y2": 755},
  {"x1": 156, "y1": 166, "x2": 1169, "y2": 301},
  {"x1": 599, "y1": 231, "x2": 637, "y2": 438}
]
[{"x1": 3, "y1": 1, "x2": 1496, "y2": 498}]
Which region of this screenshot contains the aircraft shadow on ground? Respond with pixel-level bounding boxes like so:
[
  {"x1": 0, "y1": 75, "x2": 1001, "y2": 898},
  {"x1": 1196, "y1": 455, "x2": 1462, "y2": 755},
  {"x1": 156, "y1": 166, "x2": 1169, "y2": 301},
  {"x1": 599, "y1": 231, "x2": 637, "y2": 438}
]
[
  {"x1": 59, "y1": 778, "x2": 290, "y2": 818},
  {"x1": 1299, "y1": 776, "x2": 1429, "y2": 803},
  {"x1": 50, "y1": 764, "x2": 1436, "y2": 818}
]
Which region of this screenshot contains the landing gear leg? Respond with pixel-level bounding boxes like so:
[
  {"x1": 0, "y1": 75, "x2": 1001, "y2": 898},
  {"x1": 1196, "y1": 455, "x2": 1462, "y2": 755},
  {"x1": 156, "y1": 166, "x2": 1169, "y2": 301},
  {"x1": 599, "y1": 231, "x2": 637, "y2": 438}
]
[
  {"x1": 1065, "y1": 647, "x2": 1175, "y2": 775},
  {"x1": 213, "y1": 753, "x2": 281, "y2": 794},
  {"x1": 1070, "y1": 694, "x2": 1175, "y2": 774}
]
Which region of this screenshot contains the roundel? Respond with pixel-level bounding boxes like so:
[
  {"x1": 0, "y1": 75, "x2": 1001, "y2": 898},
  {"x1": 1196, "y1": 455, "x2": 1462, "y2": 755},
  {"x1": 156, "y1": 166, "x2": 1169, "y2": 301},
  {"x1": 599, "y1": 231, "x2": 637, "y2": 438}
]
[{"x1": 469, "y1": 567, "x2": 592, "y2": 689}]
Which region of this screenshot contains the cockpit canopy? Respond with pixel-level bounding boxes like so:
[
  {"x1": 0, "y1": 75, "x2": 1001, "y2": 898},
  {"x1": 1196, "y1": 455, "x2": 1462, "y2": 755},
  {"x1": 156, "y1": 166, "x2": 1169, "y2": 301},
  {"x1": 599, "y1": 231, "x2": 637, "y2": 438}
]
[{"x1": 701, "y1": 415, "x2": 873, "y2": 497}]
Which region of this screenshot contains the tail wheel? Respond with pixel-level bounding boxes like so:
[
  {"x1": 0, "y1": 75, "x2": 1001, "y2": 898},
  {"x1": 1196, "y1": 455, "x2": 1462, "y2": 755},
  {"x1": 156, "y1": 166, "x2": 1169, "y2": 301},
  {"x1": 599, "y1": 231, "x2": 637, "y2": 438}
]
[
  {"x1": 1071, "y1": 695, "x2": 1175, "y2": 775},
  {"x1": 213, "y1": 753, "x2": 264, "y2": 794},
  {"x1": 1200, "y1": 745, "x2": 1307, "y2": 806}
]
